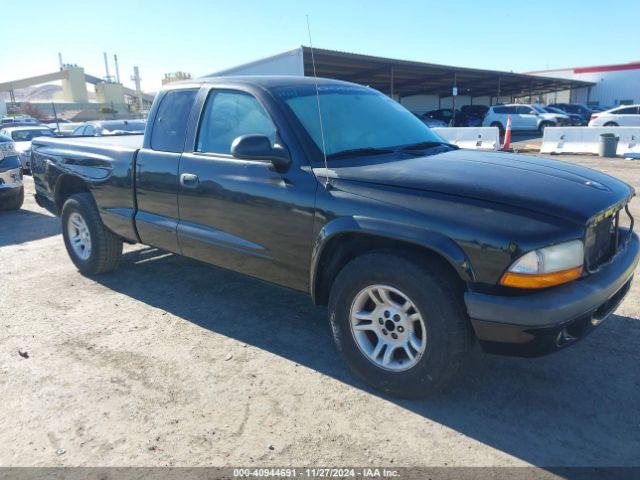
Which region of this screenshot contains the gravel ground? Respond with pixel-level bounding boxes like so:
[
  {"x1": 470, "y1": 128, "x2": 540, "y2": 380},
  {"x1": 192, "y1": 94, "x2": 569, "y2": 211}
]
[{"x1": 1, "y1": 153, "x2": 639, "y2": 468}]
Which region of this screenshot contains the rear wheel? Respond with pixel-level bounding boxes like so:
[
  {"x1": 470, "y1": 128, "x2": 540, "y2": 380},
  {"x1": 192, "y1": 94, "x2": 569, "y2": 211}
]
[
  {"x1": 61, "y1": 193, "x2": 122, "y2": 275},
  {"x1": 0, "y1": 187, "x2": 24, "y2": 211},
  {"x1": 328, "y1": 252, "x2": 473, "y2": 398},
  {"x1": 490, "y1": 121, "x2": 505, "y2": 136},
  {"x1": 604, "y1": 122, "x2": 619, "y2": 127}
]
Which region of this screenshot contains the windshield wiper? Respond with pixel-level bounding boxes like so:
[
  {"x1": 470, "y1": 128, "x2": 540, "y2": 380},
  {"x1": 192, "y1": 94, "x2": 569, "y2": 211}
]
[
  {"x1": 326, "y1": 142, "x2": 456, "y2": 160},
  {"x1": 326, "y1": 147, "x2": 395, "y2": 160}
]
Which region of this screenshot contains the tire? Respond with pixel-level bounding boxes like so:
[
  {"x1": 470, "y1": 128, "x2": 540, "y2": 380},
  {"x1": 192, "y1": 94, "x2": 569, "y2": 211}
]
[
  {"x1": 490, "y1": 122, "x2": 504, "y2": 136},
  {"x1": 538, "y1": 121, "x2": 552, "y2": 134},
  {"x1": 0, "y1": 187, "x2": 24, "y2": 211},
  {"x1": 61, "y1": 193, "x2": 122, "y2": 275},
  {"x1": 328, "y1": 252, "x2": 474, "y2": 398},
  {"x1": 603, "y1": 122, "x2": 618, "y2": 127}
]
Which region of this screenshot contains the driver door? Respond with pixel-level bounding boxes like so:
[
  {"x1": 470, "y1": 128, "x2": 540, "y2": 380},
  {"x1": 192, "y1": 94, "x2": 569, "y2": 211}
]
[
  {"x1": 177, "y1": 87, "x2": 318, "y2": 291},
  {"x1": 516, "y1": 106, "x2": 538, "y2": 130}
]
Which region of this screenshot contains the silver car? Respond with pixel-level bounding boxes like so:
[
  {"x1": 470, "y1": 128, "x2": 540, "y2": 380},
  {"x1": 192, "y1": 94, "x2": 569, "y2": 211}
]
[{"x1": 0, "y1": 126, "x2": 55, "y2": 173}]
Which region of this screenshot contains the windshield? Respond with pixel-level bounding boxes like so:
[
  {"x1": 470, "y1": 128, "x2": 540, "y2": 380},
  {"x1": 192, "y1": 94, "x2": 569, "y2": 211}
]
[
  {"x1": 11, "y1": 129, "x2": 54, "y2": 141},
  {"x1": 274, "y1": 85, "x2": 443, "y2": 158},
  {"x1": 532, "y1": 105, "x2": 548, "y2": 114}
]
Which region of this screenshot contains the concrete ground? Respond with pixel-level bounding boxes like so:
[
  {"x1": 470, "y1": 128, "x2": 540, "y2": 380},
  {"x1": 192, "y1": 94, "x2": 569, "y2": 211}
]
[{"x1": 1, "y1": 153, "x2": 639, "y2": 468}]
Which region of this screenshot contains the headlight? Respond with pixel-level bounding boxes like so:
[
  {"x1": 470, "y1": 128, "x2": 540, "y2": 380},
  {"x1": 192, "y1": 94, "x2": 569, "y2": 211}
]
[{"x1": 500, "y1": 240, "x2": 584, "y2": 289}]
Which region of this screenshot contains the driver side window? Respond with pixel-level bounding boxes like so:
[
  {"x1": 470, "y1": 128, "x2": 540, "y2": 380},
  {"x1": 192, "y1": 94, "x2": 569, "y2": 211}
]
[{"x1": 196, "y1": 90, "x2": 276, "y2": 155}]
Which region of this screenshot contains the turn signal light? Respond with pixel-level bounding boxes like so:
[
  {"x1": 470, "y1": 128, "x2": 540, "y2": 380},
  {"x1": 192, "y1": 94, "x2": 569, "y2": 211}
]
[{"x1": 500, "y1": 266, "x2": 583, "y2": 289}]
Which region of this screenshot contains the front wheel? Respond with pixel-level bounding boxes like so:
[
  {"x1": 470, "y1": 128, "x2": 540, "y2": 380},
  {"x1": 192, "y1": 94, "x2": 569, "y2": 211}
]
[
  {"x1": 328, "y1": 252, "x2": 473, "y2": 398},
  {"x1": 61, "y1": 193, "x2": 123, "y2": 275},
  {"x1": 538, "y1": 121, "x2": 553, "y2": 134}
]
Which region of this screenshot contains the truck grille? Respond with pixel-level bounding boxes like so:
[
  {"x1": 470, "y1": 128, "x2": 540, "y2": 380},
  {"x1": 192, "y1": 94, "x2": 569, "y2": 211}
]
[
  {"x1": 585, "y1": 204, "x2": 633, "y2": 272},
  {"x1": 586, "y1": 213, "x2": 616, "y2": 269}
]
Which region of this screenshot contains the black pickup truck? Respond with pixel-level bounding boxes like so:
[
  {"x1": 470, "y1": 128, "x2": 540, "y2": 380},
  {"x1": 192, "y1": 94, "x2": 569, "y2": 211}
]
[{"x1": 32, "y1": 77, "x2": 639, "y2": 397}]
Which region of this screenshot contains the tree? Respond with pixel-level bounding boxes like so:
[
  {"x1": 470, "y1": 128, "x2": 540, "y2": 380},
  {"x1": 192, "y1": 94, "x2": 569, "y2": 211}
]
[{"x1": 19, "y1": 102, "x2": 45, "y2": 120}]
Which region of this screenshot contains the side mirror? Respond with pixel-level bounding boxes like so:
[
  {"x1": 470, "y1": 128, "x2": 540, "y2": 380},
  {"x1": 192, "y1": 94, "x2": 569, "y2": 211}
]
[{"x1": 231, "y1": 134, "x2": 290, "y2": 170}]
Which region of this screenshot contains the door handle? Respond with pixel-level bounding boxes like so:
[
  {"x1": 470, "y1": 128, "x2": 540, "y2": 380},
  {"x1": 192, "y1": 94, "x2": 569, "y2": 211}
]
[{"x1": 180, "y1": 173, "x2": 199, "y2": 187}]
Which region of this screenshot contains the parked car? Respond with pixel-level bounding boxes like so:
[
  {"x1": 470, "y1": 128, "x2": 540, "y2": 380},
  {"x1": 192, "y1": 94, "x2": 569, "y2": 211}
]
[
  {"x1": 0, "y1": 121, "x2": 47, "y2": 129},
  {"x1": 460, "y1": 105, "x2": 489, "y2": 126},
  {"x1": 72, "y1": 120, "x2": 146, "y2": 136},
  {"x1": 532, "y1": 104, "x2": 571, "y2": 126},
  {"x1": 0, "y1": 135, "x2": 23, "y2": 210},
  {"x1": 0, "y1": 133, "x2": 15, "y2": 160},
  {"x1": 423, "y1": 108, "x2": 478, "y2": 127},
  {"x1": 548, "y1": 103, "x2": 595, "y2": 124},
  {"x1": 588, "y1": 105, "x2": 640, "y2": 127},
  {"x1": 483, "y1": 104, "x2": 557, "y2": 134},
  {"x1": 0, "y1": 125, "x2": 55, "y2": 173},
  {"x1": 544, "y1": 106, "x2": 586, "y2": 126},
  {"x1": 47, "y1": 122, "x2": 84, "y2": 136},
  {"x1": 1, "y1": 116, "x2": 40, "y2": 126},
  {"x1": 31, "y1": 77, "x2": 639, "y2": 398},
  {"x1": 413, "y1": 113, "x2": 447, "y2": 128}
]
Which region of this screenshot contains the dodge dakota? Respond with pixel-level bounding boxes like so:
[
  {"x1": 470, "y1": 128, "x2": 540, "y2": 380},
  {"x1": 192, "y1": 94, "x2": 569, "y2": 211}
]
[{"x1": 31, "y1": 77, "x2": 639, "y2": 397}]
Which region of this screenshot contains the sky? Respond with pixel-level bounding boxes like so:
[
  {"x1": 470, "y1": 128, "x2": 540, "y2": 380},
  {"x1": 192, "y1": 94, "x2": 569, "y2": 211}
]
[{"x1": 4, "y1": 0, "x2": 640, "y2": 93}]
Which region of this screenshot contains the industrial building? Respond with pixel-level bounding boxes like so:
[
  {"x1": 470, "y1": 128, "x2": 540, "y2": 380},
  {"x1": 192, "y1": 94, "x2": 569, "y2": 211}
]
[
  {"x1": 0, "y1": 58, "x2": 154, "y2": 120},
  {"x1": 205, "y1": 46, "x2": 593, "y2": 113},
  {"x1": 528, "y1": 62, "x2": 640, "y2": 107}
]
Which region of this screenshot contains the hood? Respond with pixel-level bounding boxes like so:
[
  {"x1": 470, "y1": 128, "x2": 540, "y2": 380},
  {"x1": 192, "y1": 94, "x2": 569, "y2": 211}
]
[{"x1": 316, "y1": 149, "x2": 633, "y2": 225}]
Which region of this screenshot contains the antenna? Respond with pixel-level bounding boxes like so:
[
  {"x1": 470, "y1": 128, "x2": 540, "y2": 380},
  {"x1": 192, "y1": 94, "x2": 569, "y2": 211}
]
[{"x1": 306, "y1": 15, "x2": 330, "y2": 189}]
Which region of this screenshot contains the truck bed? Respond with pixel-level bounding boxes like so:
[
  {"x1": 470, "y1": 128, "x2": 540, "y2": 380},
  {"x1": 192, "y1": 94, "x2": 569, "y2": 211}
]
[
  {"x1": 38, "y1": 133, "x2": 144, "y2": 149},
  {"x1": 31, "y1": 134, "x2": 144, "y2": 242}
]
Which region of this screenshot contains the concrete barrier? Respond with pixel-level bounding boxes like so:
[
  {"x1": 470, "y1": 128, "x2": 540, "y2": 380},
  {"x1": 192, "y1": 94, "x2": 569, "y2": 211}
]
[
  {"x1": 540, "y1": 127, "x2": 640, "y2": 156},
  {"x1": 433, "y1": 127, "x2": 500, "y2": 151}
]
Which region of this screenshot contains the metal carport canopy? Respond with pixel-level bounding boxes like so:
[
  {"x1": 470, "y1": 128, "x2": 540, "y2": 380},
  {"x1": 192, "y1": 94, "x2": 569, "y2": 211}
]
[{"x1": 301, "y1": 47, "x2": 593, "y2": 99}]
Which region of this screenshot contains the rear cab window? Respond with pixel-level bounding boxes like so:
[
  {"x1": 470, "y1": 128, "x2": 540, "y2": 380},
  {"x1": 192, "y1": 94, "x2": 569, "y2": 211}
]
[{"x1": 151, "y1": 89, "x2": 198, "y2": 152}]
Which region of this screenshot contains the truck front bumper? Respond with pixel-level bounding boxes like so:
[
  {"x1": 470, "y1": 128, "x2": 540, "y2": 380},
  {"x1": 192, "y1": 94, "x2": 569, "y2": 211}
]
[{"x1": 465, "y1": 230, "x2": 639, "y2": 357}]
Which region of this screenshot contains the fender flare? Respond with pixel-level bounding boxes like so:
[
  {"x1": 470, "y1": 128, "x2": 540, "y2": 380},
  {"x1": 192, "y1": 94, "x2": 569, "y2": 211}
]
[{"x1": 309, "y1": 216, "x2": 475, "y2": 303}]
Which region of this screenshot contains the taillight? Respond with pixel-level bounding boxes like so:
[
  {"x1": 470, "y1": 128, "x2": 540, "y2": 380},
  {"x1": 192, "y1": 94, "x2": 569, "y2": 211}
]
[{"x1": 591, "y1": 114, "x2": 599, "y2": 121}]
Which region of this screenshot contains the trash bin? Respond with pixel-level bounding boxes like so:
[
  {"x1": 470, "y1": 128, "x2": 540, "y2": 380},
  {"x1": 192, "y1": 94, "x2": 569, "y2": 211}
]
[{"x1": 599, "y1": 133, "x2": 619, "y2": 157}]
